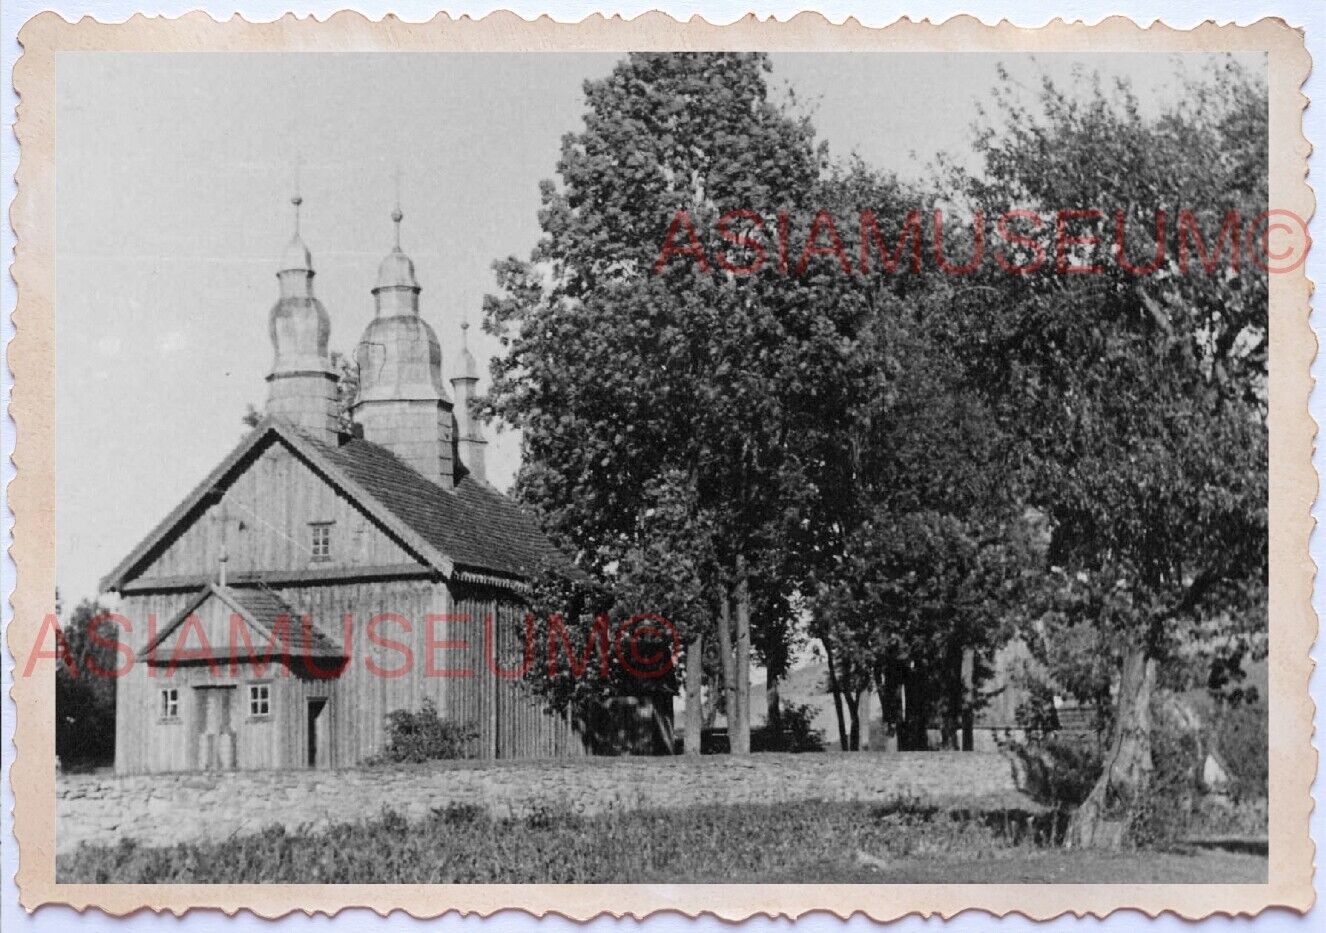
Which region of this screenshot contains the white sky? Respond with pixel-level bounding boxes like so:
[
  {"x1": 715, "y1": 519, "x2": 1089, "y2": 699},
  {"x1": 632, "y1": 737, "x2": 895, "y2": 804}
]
[{"x1": 55, "y1": 51, "x2": 1261, "y2": 603}]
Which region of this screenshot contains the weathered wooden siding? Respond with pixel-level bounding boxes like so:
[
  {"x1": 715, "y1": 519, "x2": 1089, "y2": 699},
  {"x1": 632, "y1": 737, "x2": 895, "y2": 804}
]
[
  {"x1": 270, "y1": 577, "x2": 446, "y2": 768},
  {"x1": 446, "y1": 587, "x2": 501, "y2": 757},
  {"x1": 137, "y1": 443, "x2": 419, "y2": 583},
  {"x1": 111, "y1": 440, "x2": 607, "y2": 771},
  {"x1": 113, "y1": 590, "x2": 343, "y2": 773},
  {"x1": 115, "y1": 580, "x2": 635, "y2": 772},
  {"x1": 148, "y1": 591, "x2": 255, "y2": 662},
  {"x1": 443, "y1": 586, "x2": 593, "y2": 759},
  {"x1": 115, "y1": 591, "x2": 197, "y2": 774},
  {"x1": 492, "y1": 600, "x2": 588, "y2": 758}
]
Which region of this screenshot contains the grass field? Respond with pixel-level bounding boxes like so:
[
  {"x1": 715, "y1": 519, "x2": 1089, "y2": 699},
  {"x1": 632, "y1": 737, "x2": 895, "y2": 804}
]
[{"x1": 57, "y1": 799, "x2": 1267, "y2": 884}]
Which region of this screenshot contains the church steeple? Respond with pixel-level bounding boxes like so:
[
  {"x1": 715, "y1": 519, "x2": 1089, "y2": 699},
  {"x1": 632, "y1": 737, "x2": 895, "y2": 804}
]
[
  {"x1": 351, "y1": 196, "x2": 455, "y2": 487},
  {"x1": 372, "y1": 204, "x2": 422, "y2": 316},
  {"x1": 451, "y1": 319, "x2": 488, "y2": 483},
  {"x1": 266, "y1": 193, "x2": 339, "y2": 445},
  {"x1": 279, "y1": 194, "x2": 312, "y2": 281}
]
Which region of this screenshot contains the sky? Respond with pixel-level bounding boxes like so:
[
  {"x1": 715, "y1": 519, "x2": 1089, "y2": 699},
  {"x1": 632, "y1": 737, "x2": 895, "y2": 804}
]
[{"x1": 55, "y1": 51, "x2": 1262, "y2": 603}]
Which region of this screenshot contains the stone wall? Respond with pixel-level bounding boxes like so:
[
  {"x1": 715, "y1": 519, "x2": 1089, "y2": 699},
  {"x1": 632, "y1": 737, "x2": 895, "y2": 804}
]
[{"x1": 58, "y1": 751, "x2": 1031, "y2": 855}]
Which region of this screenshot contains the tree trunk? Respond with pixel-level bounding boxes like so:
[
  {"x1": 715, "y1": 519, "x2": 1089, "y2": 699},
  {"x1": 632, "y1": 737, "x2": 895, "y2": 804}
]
[
  {"x1": 941, "y1": 647, "x2": 963, "y2": 750},
  {"x1": 731, "y1": 560, "x2": 752, "y2": 755},
  {"x1": 766, "y1": 669, "x2": 782, "y2": 743},
  {"x1": 824, "y1": 635, "x2": 850, "y2": 752},
  {"x1": 940, "y1": 711, "x2": 958, "y2": 750},
  {"x1": 857, "y1": 687, "x2": 872, "y2": 750},
  {"x1": 961, "y1": 648, "x2": 975, "y2": 752},
  {"x1": 900, "y1": 666, "x2": 930, "y2": 751},
  {"x1": 872, "y1": 665, "x2": 893, "y2": 752},
  {"x1": 684, "y1": 630, "x2": 704, "y2": 756},
  {"x1": 703, "y1": 688, "x2": 720, "y2": 729},
  {"x1": 716, "y1": 593, "x2": 736, "y2": 752},
  {"x1": 846, "y1": 689, "x2": 861, "y2": 751},
  {"x1": 1067, "y1": 643, "x2": 1157, "y2": 849},
  {"x1": 876, "y1": 658, "x2": 901, "y2": 752}
]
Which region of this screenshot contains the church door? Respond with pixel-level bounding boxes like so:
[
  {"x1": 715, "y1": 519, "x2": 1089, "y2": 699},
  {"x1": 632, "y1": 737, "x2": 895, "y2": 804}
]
[
  {"x1": 193, "y1": 685, "x2": 236, "y2": 771},
  {"x1": 307, "y1": 698, "x2": 329, "y2": 768}
]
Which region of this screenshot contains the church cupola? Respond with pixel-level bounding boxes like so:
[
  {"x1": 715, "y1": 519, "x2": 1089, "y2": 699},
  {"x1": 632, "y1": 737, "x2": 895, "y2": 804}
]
[
  {"x1": 351, "y1": 205, "x2": 455, "y2": 487},
  {"x1": 451, "y1": 320, "x2": 488, "y2": 483},
  {"x1": 266, "y1": 194, "x2": 339, "y2": 445},
  {"x1": 373, "y1": 207, "x2": 422, "y2": 315}
]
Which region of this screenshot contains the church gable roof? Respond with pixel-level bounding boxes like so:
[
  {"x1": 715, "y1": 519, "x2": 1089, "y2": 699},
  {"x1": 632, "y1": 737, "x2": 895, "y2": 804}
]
[
  {"x1": 312, "y1": 436, "x2": 563, "y2": 582},
  {"x1": 139, "y1": 583, "x2": 345, "y2": 662},
  {"x1": 101, "y1": 419, "x2": 562, "y2": 593}
]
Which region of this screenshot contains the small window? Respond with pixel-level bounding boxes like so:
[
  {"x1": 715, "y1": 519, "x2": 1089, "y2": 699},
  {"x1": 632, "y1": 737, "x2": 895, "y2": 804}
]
[
  {"x1": 310, "y1": 522, "x2": 333, "y2": 561},
  {"x1": 248, "y1": 683, "x2": 271, "y2": 717},
  {"x1": 160, "y1": 688, "x2": 179, "y2": 720}
]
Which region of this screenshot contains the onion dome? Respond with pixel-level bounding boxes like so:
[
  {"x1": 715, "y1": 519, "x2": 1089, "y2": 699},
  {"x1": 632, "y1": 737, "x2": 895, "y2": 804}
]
[
  {"x1": 278, "y1": 195, "x2": 314, "y2": 275},
  {"x1": 371, "y1": 207, "x2": 423, "y2": 316},
  {"x1": 269, "y1": 194, "x2": 331, "y2": 373},
  {"x1": 355, "y1": 313, "x2": 448, "y2": 402},
  {"x1": 266, "y1": 193, "x2": 337, "y2": 444},
  {"x1": 280, "y1": 236, "x2": 313, "y2": 274},
  {"x1": 354, "y1": 205, "x2": 448, "y2": 404},
  {"x1": 375, "y1": 209, "x2": 420, "y2": 291}
]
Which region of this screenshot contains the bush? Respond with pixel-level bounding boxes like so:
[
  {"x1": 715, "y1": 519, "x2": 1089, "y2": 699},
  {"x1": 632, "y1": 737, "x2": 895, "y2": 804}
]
[
  {"x1": 1012, "y1": 720, "x2": 1197, "y2": 846},
  {"x1": 1128, "y1": 702, "x2": 1203, "y2": 847},
  {"x1": 367, "y1": 700, "x2": 476, "y2": 764},
  {"x1": 1013, "y1": 691, "x2": 1268, "y2": 847},
  {"x1": 55, "y1": 600, "x2": 119, "y2": 769},
  {"x1": 1012, "y1": 679, "x2": 1061, "y2": 740},
  {"x1": 1011, "y1": 734, "x2": 1102, "y2": 810},
  {"x1": 1212, "y1": 701, "x2": 1267, "y2": 801},
  {"x1": 57, "y1": 672, "x2": 116, "y2": 770},
  {"x1": 751, "y1": 703, "x2": 826, "y2": 753}
]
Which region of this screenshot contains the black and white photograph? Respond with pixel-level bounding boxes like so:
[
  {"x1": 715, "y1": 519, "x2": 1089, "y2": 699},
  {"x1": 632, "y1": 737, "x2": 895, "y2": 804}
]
[{"x1": 34, "y1": 40, "x2": 1284, "y2": 891}]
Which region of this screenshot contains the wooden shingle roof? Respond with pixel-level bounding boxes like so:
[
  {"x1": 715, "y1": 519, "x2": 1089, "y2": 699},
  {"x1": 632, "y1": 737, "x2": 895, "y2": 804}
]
[
  {"x1": 101, "y1": 419, "x2": 564, "y2": 593},
  {"x1": 139, "y1": 583, "x2": 346, "y2": 662},
  {"x1": 311, "y1": 435, "x2": 564, "y2": 581}
]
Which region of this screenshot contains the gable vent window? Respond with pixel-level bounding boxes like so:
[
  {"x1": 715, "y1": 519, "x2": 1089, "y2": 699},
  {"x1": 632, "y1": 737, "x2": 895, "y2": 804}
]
[
  {"x1": 249, "y1": 683, "x2": 271, "y2": 718},
  {"x1": 159, "y1": 687, "x2": 179, "y2": 720},
  {"x1": 310, "y1": 522, "x2": 333, "y2": 562}
]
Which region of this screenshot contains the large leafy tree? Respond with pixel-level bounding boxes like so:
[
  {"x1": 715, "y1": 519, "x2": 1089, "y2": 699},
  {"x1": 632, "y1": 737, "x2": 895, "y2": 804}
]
[
  {"x1": 55, "y1": 597, "x2": 121, "y2": 768},
  {"x1": 768, "y1": 156, "x2": 1035, "y2": 753},
  {"x1": 960, "y1": 60, "x2": 1268, "y2": 846},
  {"x1": 767, "y1": 161, "x2": 909, "y2": 750},
  {"x1": 482, "y1": 53, "x2": 825, "y2": 753},
  {"x1": 805, "y1": 265, "x2": 1034, "y2": 750}
]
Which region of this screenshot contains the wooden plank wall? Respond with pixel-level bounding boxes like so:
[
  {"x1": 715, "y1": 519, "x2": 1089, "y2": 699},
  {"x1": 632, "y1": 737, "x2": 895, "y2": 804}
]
[
  {"x1": 438, "y1": 587, "x2": 493, "y2": 758},
  {"x1": 493, "y1": 599, "x2": 588, "y2": 759},
  {"x1": 114, "y1": 591, "x2": 342, "y2": 773},
  {"x1": 143, "y1": 443, "x2": 417, "y2": 581},
  {"x1": 115, "y1": 591, "x2": 199, "y2": 774},
  {"x1": 111, "y1": 433, "x2": 614, "y2": 772},
  {"x1": 115, "y1": 583, "x2": 608, "y2": 772},
  {"x1": 273, "y1": 577, "x2": 444, "y2": 768}
]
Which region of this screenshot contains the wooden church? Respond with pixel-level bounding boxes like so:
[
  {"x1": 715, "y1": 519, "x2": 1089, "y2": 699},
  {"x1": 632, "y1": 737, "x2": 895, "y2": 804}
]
[{"x1": 103, "y1": 198, "x2": 667, "y2": 774}]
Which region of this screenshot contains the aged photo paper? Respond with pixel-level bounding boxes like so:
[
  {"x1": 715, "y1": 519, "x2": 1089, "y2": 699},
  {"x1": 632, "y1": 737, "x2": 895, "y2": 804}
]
[{"x1": 8, "y1": 11, "x2": 1316, "y2": 920}]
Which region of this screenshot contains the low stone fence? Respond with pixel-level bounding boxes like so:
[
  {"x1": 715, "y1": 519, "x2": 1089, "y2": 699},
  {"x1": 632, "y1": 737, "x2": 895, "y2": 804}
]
[{"x1": 58, "y1": 751, "x2": 1032, "y2": 854}]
